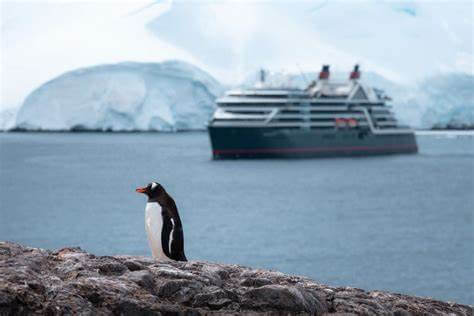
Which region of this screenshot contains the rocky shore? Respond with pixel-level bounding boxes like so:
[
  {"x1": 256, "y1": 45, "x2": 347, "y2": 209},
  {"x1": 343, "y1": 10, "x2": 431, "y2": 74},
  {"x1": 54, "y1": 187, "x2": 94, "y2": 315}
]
[{"x1": 0, "y1": 242, "x2": 471, "y2": 315}]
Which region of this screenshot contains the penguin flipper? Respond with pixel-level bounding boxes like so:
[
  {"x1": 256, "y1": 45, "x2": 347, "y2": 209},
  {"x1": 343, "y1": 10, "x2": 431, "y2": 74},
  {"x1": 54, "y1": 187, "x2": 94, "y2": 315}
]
[{"x1": 170, "y1": 226, "x2": 187, "y2": 262}]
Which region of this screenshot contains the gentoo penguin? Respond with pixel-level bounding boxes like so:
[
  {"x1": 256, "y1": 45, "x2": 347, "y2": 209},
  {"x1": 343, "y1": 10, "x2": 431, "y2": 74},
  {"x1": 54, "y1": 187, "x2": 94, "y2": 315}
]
[{"x1": 136, "y1": 182, "x2": 187, "y2": 261}]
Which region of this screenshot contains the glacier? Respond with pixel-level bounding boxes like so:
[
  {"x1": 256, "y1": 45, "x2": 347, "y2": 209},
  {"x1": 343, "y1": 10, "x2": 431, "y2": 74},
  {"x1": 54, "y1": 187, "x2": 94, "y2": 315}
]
[
  {"x1": 398, "y1": 73, "x2": 474, "y2": 129},
  {"x1": 14, "y1": 61, "x2": 223, "y2": 131}
]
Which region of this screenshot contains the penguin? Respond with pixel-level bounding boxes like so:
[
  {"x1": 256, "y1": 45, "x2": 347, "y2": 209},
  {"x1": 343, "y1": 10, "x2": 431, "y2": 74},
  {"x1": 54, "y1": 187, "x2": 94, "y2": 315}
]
[{"x1": 136, "y1": 182, "x2": 187, "y2": 262}]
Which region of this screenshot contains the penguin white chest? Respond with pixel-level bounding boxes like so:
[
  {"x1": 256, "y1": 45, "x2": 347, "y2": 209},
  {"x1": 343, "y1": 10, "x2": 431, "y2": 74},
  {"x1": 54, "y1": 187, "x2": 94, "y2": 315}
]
[{"x1": 145, "y1": 202, "x2": 168, "y2": 261}]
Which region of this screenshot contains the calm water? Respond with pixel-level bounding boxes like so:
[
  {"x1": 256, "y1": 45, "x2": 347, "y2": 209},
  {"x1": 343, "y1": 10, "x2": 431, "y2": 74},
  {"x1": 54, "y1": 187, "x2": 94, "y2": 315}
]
[{"x1": 0, "y1": 132, "x2": 472, "y2": 304}]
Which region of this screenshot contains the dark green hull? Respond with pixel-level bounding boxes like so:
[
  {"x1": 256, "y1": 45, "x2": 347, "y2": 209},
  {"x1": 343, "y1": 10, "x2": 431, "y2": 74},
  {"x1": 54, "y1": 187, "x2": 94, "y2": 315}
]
[{"x1": 208, "y1": 126, "x2": 418, "y2": 159}]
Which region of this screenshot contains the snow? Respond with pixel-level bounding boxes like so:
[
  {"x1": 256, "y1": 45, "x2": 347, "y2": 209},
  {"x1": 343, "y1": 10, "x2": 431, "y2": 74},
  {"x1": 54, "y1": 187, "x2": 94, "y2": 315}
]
[{"x1": 14, "y1": 61, "x2": 223, "y2": 131}]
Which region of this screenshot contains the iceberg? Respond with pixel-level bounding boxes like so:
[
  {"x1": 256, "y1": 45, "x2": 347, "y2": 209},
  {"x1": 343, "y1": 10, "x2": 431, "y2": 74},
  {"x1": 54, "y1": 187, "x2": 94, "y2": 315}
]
[{"x1": 15, "y1": 61, "x2": 223, "y2": 131}]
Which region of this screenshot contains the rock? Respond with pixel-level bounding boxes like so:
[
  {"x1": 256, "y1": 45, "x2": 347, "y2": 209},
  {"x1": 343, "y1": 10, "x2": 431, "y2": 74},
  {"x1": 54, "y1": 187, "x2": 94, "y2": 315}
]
[
  {"x1": 240, "y1": 277, "x2": 273, "y2": 287},
  {"x1": 0, "y1": 241, "x2": 472, "y2": 315},
  {"x1": 125, "y1": 270, "x2": 155, "y2": 291},
  {"x1": 242, "y1": 284, "x2": 327, "y2": 314}
]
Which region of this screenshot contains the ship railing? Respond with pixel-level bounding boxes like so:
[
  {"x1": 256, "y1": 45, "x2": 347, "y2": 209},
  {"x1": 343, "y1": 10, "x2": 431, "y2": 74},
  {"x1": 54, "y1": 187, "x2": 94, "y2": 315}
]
[
  {"x1": 211, "y1": 121, "x2": 371, "y2": 128},
  {"x1": 372, "y1": 113, "x2": 396, "y2": 119},
  {"x1": 276, "y1": 113, "x2": 366, "y2": 119},
  {"x1": 352, "y1": 106, "x2": 414, "y2": 135},
  {"x1": 376, "y1": 121, "x2": 399, "y2": 127},
  {"x1": 212, "y1": 107, "x2": 282, "y2": 124},
  {"x1": 215, "y1": 107, "x2": 367, "y2": 121},
  {"x1": 217, "y1": 97, "x2": 391, "y2": 105},
  {"x1": 211, "y1": 106, "x2": 414, "y2": 134},
  {"x1": 212, "y1": 108, "x2": 270, "y2": 120},
  {"x1": 223, "y1": 106, "x2": 352, "y2": 112}
]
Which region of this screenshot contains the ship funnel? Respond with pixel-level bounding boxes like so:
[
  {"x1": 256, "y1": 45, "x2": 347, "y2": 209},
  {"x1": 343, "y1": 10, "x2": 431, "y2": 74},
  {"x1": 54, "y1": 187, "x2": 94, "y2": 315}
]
[
  {"x1": 319, "y1": 65, "x2": 330, "y2": 80},
  {"x1": 349, "y1": 64, "x2": 360, "y2": 80}
]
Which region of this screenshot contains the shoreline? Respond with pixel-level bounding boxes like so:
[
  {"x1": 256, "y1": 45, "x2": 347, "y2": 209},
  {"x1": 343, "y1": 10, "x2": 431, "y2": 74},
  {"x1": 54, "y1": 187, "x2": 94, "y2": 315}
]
[{"x1": 1, "y1": 129, "x2": 474, "y2": 135}]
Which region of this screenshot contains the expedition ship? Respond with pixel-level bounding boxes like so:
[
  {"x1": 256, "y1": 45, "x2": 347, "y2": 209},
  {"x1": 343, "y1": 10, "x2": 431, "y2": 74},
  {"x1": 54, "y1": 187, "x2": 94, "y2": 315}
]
[{"x1": 208, "y1": 65, "x2": 418, "y2": 159}]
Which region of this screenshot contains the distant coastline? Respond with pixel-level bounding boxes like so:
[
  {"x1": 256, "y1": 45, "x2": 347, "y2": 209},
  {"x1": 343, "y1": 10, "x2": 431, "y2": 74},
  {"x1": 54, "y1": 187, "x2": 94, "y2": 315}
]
[
  {"x1": 430, "y1": 124, "x2": 474, "y2": 131},
  {"x1": 0, "y1": 127, "x2": 207, "y2": 133},
  {"x1": 416, "y1": 129, "x2": 474, "y2": 136},
  {"x1": 2, "y1": 127, "x2": 474, "y2": 134}
]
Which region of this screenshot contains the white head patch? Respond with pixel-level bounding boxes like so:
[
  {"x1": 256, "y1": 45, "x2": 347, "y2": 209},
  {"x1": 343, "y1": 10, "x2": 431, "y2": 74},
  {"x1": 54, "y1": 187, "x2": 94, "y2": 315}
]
[{"x1": 151, "y1": 182, "x2": 158, "y2": 189}]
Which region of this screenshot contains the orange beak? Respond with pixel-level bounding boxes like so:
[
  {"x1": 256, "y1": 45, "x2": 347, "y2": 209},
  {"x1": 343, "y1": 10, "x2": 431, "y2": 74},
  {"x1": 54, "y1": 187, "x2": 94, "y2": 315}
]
[{"x1": 136, "y1": 187, "x2": 147, "y2": 194}]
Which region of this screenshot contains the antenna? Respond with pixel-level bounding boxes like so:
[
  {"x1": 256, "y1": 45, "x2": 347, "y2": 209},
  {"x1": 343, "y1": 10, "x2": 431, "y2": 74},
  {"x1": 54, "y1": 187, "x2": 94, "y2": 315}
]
[
  {"x1": 259, "y1": 69, "x2": 266, "y2": 84},
  {"x1": 296, "y1": 63, "x2": 309, "y2": 85}
]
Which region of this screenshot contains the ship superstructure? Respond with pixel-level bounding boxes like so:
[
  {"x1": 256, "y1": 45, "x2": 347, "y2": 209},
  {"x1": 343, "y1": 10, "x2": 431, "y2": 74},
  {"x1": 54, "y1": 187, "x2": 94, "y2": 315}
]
[{"x1": 208, "y1": 65, "x2": 418, "y2": 158}]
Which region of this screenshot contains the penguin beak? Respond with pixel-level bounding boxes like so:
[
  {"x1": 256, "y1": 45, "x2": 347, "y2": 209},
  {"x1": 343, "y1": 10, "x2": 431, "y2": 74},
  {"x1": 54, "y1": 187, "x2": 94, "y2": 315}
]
[{"x1": 136, "y1": 187, "x2": 147, "y2": 194}]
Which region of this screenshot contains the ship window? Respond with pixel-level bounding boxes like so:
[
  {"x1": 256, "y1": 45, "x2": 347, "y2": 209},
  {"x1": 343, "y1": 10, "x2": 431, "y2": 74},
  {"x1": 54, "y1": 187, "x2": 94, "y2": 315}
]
[
  {"x1": 226, "y1": 111, "x2": 267, "y2": 115},
  {"x1": 277, "y1": 118, "x2": 304, "y2": 122},
  {"x1": 319, "y1": 95, "x2": 348, "y2": 99}
]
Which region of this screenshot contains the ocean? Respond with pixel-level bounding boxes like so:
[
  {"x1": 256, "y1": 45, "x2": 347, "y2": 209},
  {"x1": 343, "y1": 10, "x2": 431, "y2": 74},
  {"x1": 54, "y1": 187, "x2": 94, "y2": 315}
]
[{"x1": 0, "y1": 132, "x2": 472, "y2": 304}]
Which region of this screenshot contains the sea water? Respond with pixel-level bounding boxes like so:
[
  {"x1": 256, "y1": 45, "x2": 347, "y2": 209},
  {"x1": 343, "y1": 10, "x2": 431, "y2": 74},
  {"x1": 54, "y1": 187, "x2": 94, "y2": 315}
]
[{"x1": 0, "y1": 132, "x2": 472, "y2": 304}]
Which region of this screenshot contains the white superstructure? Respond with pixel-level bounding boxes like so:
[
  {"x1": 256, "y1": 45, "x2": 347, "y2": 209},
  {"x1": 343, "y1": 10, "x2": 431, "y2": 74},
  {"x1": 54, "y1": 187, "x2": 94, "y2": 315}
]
[{"x1": 210, "y1": 65, "x2": 413, "y2": 135}]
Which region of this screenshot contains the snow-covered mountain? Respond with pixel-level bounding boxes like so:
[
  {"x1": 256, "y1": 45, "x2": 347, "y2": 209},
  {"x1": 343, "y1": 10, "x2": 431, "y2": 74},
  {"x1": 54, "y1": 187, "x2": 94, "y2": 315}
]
[
  {"x1": 15, "y1": 61, "x2": 223, "y2": 131},
  {"x1": 149, "y1": 0, "x2": 472, "y2": 84},
  {"x1": 1, "y1": 0, "x2": 472, "y2": 130}
]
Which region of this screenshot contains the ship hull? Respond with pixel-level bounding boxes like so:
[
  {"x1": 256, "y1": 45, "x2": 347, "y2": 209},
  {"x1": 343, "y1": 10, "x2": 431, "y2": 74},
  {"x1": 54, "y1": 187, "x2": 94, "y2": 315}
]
[{"x1": 208, "y1": 126, "x2": 418, "y2": 159}]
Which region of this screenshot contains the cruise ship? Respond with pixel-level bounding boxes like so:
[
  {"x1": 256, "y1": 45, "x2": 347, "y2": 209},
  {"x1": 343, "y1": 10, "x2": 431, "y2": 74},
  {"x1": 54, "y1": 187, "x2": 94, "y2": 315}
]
[{"x1": 208, "y1": 65, "x2": 418, "y2": 159}]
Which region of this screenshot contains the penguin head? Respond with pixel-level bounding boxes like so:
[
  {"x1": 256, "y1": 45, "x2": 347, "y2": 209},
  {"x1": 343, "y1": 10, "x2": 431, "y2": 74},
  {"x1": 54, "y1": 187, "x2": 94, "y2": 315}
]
[{"x1": 136, "y1": 182, "x2": 165, "y2": 199}]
